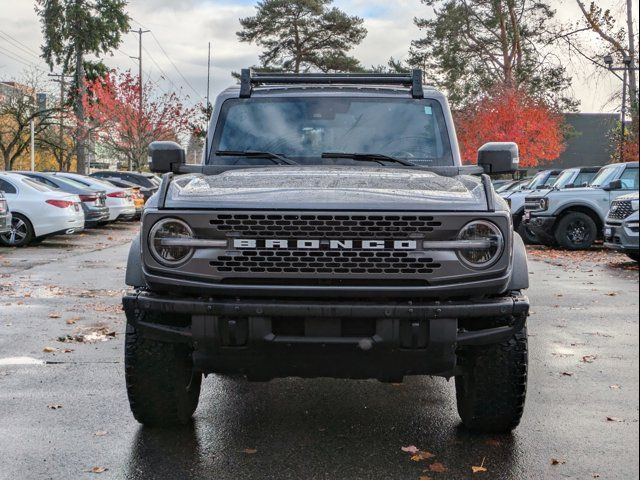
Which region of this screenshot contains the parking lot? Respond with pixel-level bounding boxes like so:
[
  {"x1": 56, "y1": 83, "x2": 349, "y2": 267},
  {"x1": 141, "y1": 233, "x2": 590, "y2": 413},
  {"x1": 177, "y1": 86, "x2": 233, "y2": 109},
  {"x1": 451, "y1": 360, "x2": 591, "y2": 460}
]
[{"x1": 0, "y1": 223, "x2": 638, "y2": 480}]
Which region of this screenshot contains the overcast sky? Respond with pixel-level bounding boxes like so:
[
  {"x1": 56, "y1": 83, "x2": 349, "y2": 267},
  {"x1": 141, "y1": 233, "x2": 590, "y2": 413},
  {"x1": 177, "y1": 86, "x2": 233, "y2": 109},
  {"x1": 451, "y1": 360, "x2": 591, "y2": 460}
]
[{"x1": 0, "y1": 0, "x2": 637, "y2": 112}]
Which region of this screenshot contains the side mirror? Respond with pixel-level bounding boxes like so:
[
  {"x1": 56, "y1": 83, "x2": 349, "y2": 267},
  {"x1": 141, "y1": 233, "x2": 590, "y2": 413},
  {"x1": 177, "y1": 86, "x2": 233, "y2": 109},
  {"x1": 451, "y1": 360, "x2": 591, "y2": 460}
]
[
  {"x1": 148, "y1": 141, "x2": 186, "y2": 174},
  {"x1": 477, "y1": 142, "x2": 519, "y2": 175},
  {"x1": 604, "y1": 179, "x2": 623, "y2": 191}
]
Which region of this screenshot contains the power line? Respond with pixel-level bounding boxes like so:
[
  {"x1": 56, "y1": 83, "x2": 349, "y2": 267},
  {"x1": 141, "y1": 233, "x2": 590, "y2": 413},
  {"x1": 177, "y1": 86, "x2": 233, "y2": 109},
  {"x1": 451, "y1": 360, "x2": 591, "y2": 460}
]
[
  {"x1": 0, "y1": 30, "x2": 41, "y2": 58},
  {"x1": 0, "y1": 45, "x2": 37, "y2": 68},
  {"x1": 142, "y1": 45, "x2": 181, "y2": 93},
  {"x1": 130, "y1": 17, "x2": 204, "y2": 100}
]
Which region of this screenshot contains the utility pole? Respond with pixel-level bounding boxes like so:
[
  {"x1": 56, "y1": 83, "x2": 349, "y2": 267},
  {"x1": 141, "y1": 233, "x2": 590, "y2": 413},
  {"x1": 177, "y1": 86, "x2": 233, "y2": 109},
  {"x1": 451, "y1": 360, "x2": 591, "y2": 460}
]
[
  {"x1": 130, "y1": 28, "x2": 150, "y2": 172},
  {"x1": 604, "y1": 54, "x2": 638, "y2": 162},
  {"x1": 48, "y1": 73, "x2": 73, "y2": 171}
]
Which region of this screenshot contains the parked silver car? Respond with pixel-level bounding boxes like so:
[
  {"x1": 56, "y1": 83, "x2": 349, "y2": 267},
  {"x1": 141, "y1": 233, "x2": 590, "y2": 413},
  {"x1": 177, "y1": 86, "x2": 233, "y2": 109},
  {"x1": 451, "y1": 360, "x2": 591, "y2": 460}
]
[{"x1": 604, "y1": 191, "x2": 639, "y2": 262}]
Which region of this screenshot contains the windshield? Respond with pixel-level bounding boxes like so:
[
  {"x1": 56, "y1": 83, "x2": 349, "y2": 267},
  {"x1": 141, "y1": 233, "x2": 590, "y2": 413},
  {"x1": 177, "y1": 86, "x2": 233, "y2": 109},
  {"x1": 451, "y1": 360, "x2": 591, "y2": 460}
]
[
  {"x1": 54, "y1": 175, "x2": 93, "y2": 190},
  {"x1": 590, "y1": 165, "x2": 620, "y2": 188},
  {"x1": 553, "y1": 169, "x2": 578, "y2": 189},
  {"x1": 527, "y1": 171, "x2": 557, "y2": 190},
  {"x1": 210, "y1": 97, "x2": 453, "y2": 166},
  {"x1": 22, "y1": 177, "x2": 55, "y2": 192}
]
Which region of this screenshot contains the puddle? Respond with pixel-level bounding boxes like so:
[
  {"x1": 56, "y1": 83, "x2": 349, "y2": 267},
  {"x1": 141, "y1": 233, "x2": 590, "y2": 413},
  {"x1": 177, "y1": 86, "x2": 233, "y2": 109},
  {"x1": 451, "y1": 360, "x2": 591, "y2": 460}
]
[{"x1": 0, "y1": 357, "x2": 45, "y2": 366}]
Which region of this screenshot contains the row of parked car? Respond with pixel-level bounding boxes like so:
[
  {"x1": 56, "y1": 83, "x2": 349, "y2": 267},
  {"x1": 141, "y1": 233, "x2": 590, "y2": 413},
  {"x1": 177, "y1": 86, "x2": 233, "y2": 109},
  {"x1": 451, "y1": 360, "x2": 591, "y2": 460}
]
[
  {"x1": 0, "y1": 170, "x2": 161, "y2": 247},
  {"x1": 497, "y1": 161, "x2": 639, "y2": 261}
]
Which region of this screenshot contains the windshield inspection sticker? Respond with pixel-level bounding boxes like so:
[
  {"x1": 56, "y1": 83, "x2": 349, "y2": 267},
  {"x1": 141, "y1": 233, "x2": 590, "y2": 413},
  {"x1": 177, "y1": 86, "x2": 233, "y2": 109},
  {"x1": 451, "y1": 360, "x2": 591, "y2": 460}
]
[{"x1": 424, "y1": 106, "x2": 433, "y2": 115}]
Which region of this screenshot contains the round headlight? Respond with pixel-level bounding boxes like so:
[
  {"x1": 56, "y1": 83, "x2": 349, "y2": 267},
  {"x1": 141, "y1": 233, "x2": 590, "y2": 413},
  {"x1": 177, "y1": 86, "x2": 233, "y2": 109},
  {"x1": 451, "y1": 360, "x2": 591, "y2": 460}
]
[
  {"x1": 457, "y1": 220, "x2": 505, "y2": 269},
  {"x1": 149, "y1": 218, "x2": 194, "y2": 266}
]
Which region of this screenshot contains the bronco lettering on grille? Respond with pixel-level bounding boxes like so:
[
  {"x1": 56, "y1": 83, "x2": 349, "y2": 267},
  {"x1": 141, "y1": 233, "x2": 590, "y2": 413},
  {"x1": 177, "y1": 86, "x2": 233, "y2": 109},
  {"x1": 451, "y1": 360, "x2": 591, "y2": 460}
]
[{"x1": 232, "y1": 239, "x2": 419, "y2": 250}]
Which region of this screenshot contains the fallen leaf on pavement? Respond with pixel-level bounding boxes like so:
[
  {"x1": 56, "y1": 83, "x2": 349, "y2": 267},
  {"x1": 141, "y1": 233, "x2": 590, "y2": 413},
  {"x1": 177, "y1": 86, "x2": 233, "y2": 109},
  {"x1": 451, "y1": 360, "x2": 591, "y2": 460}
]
[
  {"x1": 581, "y1": 355, "x2": 597, "y2": 363},
  {"x1": 66, "y1": 318, "x2": 80, "y2": 325},
  {"x1": 610, "y1": 384, "x2": 621, "y2": 390},
  {"x1": 88, "y1": 467, "x2": 108, "y2": 474},
  {"x1": 48, "y1": 313, "x2": 62, "y2": 319},
  {"x1": 47, "y1": 404, "x2": 63, "y2": 410},
  {"x1": 242, "y1": 448, "x2": 257, "y2": 454},
  {"x1": 411, "y1": 451, "x2": 435, "y2": 462},
  {"x1": 472, "y1": 457, "x2": 488, "y2": 473},
  {"x1": 94, "y1": 431, "x2": 108, "y2": 436},
  {"x1": 551, "y1": 459, "x2": 566, "y2": 465},
  {"x1": 429, "y1": 462, "x2": 447, "y2": 473},
  {"x1": 402, "y1": 445, "x2": 420, "y2": 454},
  {"x1": 418, "y1": 476, "x2": 433, "y2": 480},
  {"x1": 606, "y1": 416, "x2": 624, "y2": 422},
  {"x1": 43, "y1": 347, "x2": 56, "y2": 353},
  {"x1": 561, "y1": 372, "x2": 574, "y2": 377}
]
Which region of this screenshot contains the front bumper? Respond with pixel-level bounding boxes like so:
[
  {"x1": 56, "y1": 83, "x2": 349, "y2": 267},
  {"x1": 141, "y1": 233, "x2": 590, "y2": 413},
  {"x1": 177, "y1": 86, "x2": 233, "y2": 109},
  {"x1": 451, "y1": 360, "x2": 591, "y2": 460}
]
[
  {"x1": 123, "y1": 291, "x2": 529, "y2": 381},
  {"x1": 604, "y1": 219, "x2": 639, "y2": 253},
  {"x1": 525, "y1": 215, "x2": 556, "y2": 244}
]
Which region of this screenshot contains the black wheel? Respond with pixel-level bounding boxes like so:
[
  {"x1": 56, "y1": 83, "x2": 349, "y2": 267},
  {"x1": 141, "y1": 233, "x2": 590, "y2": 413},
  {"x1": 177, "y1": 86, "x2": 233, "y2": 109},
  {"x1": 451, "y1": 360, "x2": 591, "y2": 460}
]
[
  {"x1": 626, "y1": 251, "x2": 640, "y2": 262},
  {"x1": 455, "y1": 322, "x2": 528, "y2": 433},
  {"x1": 554, "y1": 212, "x2": 597, "y2": 250},
  {"x1": 125, "y1": 322, "x2": 202, "y2": 427},
  {"x1": 517, "y1": 222, "x2": 539, "y2": 245},
  {"x1": 0, "y1": 214, "x2": 34, "y2": 247}
]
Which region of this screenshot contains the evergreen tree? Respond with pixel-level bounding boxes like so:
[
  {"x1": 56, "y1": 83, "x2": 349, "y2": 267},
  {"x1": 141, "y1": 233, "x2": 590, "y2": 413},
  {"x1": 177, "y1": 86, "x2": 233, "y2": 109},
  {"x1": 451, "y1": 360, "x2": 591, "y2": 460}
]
[
  {"x1": 237, "y1": 0, "x2": 367, "y2": 73},
  {"x1": 409, "y1": 0, "x2": 577, "y2": 111},
  {"x1": 35, "y1": 0, "x2": 130, "y2": 174}
]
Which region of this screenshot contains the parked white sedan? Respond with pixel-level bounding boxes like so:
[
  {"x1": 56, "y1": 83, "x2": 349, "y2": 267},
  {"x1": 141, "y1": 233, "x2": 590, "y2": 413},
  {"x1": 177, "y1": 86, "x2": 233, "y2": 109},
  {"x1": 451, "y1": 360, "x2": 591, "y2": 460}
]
[
  {"x1": 0, "y1": 172, "x2": 85, "y2": 247},
  {"x1": 53, "y1": 172, "x2": 136, "y2": 222}
]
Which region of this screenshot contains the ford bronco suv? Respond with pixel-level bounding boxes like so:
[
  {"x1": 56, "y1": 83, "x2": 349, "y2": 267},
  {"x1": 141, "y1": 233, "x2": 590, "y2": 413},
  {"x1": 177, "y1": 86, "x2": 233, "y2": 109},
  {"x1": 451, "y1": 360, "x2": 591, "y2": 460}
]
[
  {"x1": 500, "y1": 168, "x2": 562, "y2": 243},
  {"x1": 604, "y1": 191, "x2": 639, "y2": 261},
  {"x1": 524, "y1": 162, "x2": 639, "y2": 249},
  {"x1": 123, "y1": 71, "x2": 530, "y2": 433}
]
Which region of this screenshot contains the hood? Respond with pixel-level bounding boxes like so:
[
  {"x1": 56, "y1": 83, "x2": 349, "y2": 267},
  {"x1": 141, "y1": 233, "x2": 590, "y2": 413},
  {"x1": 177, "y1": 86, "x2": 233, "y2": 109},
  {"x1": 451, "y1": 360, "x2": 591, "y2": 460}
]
[
  {"x1": 616, "y1": 191, "x2": 639, "y2": 202},
  {"x1": 163, "y1": 166, "x2": 488, "y2": 211}
]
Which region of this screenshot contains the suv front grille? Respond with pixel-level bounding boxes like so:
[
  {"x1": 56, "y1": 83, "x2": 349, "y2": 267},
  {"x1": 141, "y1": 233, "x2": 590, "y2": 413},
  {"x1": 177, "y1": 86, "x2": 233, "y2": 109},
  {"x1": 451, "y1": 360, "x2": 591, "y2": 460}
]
[
  {"x1": 609, "y1": 201, "x2": 634, "y2": 220},
  {"x1": 210, "y1": 250, "x2": 442, "y2": 276},
  {"x1": 209, "y1": 213, "x2": 442, "y2": 238}
]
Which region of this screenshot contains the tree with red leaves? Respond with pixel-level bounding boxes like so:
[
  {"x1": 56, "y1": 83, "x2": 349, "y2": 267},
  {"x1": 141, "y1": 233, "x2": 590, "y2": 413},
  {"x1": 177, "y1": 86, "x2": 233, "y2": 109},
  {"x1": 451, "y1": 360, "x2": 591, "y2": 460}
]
[
  {"x1": 456, "y1": 88, "x2": 566, "y2": 168},
  {"x1": 84, "y1": 71, "x2": 196, "y2": 171}
]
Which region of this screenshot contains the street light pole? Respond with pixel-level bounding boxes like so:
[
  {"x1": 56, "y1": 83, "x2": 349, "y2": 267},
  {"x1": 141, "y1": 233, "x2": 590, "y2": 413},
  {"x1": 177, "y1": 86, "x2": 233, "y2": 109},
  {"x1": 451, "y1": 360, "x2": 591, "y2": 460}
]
[{"x1": 604, "y1": 54, "x2": 638, "y2": 162}]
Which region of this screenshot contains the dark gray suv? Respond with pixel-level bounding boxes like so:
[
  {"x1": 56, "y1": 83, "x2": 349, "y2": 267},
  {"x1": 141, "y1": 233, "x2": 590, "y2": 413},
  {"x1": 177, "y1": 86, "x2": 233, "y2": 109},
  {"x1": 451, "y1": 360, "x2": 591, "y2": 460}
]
[{"x1": 123, "y1": 71, "x2": 530, "y2": 433}]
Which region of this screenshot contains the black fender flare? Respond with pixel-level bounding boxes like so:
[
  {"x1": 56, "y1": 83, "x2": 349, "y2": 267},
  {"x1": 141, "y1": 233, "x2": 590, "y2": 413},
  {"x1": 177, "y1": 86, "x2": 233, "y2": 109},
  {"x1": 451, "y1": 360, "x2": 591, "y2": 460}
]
[
  {"x1": 125, "y1": 234, "x2": 148, "y2": 288},
  {"x1": 508, "y1": 232, "x2": 529, "y2": 291}
]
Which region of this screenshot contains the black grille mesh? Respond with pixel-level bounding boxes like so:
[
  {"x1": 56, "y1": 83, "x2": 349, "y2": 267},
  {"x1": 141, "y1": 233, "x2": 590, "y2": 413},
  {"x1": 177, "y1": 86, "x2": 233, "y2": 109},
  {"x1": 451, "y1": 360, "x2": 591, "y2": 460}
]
[
  {"x1": 609, "y1": 201, "x2": 634, "y2": 220},
  {"x1": 210, "y1": 250, "x2": 441, "y2": 275},
  {"x1": 209, "y1": 213, "x2": 442, "y2": 238}
]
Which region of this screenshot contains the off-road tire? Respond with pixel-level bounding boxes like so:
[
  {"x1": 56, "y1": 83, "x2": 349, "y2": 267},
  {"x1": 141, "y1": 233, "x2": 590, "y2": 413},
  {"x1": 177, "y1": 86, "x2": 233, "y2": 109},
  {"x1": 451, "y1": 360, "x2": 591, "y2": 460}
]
[
  {"x1": 627, "y1": 251, "x2": 640, "y2": 262},
  {"x1": 0, "y1": 213, "x2": 35, "y2": 247},
  {"x1": 125, "y1": 322, "x2": 202, "y2": 427},
  {"x1": 455, "y1": 325, "x2": 528, "y2": 433},
  {"x1": 554, "y1": 212, "x2": 597, "y2": 250},
  {"x1": 517, "y1": 222, "x2": 539, "y2": 245}
]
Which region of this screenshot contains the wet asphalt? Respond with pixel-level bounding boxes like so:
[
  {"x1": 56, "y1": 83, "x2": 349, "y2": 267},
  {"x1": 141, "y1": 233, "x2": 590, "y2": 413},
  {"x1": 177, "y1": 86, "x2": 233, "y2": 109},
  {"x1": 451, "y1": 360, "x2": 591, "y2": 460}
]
[{"x1": 0, "y1": 223, "x2": 638, "y2": 480}]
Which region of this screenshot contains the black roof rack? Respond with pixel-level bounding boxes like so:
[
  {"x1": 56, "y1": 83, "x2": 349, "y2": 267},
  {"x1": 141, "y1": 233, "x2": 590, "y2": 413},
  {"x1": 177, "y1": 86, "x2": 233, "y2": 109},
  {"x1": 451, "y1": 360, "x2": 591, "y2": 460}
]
[{"x1": 239, "y1": 69, "x2": 424, "y2": 99}]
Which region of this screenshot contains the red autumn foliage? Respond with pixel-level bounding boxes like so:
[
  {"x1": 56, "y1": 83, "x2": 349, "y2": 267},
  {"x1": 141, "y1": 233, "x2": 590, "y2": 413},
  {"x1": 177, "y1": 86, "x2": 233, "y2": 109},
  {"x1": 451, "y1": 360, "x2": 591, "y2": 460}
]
[
  {"x1": 622, "y1": 138, "x2": 638, "y2": 163},
  {"x1": 84, "y1": 71, "x2": 196, "y2": 170},
  {"x1": 456, "y1": 88, "x2": 566, "y2": 168}
]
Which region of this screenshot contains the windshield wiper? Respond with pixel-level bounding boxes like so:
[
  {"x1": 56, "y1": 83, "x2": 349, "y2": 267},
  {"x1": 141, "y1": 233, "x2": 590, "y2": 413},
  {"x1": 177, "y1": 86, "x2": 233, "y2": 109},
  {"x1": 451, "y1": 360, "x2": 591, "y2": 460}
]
[
  {"x1": 216, "y1": 150, "x2": 299, "y2": 165},
  {"x1": 321, "y1": 152, "x2": 415, "y2": 167}
]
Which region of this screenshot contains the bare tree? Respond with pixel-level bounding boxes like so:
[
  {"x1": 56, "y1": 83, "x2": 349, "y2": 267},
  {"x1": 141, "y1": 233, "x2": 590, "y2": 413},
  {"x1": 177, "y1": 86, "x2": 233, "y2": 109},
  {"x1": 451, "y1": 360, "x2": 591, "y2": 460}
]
[{"x1": 0, "y1": 73, "x2": 59, "y2": 171}]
